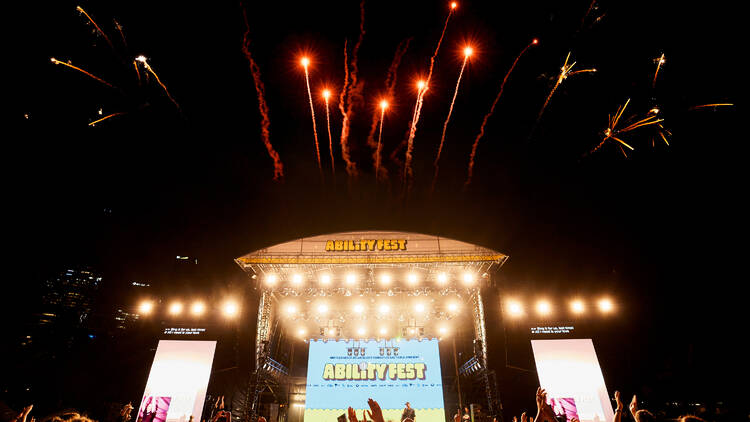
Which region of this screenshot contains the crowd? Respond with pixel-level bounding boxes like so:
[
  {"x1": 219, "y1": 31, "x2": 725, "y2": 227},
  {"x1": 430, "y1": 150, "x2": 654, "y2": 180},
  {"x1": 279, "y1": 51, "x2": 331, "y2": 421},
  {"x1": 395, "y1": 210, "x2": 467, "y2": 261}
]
[{"x1": 2, "y1": 389, "x2": 718, "y2": 422}]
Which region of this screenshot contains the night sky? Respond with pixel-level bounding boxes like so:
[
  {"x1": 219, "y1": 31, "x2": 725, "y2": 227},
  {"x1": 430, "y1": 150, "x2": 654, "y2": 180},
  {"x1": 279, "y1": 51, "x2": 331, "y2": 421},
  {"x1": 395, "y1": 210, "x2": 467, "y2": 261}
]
[{"x1": 8, "y1": 0, "x2": 743, "y2": 416}]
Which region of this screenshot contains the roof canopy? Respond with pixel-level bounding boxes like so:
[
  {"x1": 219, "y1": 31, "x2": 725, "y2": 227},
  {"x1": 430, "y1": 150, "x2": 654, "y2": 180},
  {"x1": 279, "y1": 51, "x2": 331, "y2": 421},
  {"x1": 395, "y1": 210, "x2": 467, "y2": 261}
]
[{"x1": 235, "y1": 230, "x2": 507, "y2": 269}]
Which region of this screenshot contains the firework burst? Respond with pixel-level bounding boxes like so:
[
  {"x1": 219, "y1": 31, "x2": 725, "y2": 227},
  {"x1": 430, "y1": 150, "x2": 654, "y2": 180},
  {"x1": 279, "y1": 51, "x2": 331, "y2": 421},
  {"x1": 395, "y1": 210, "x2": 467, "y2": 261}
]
[
  {"x1": 590, "y1": 99, "x2": 663, "y2": 156},
  {"x1": 50, "y1": 57, "x2": 116, "y2": 89},
  {"x1": 535, "y1": 52, "x2": 596, "y2": 126}
]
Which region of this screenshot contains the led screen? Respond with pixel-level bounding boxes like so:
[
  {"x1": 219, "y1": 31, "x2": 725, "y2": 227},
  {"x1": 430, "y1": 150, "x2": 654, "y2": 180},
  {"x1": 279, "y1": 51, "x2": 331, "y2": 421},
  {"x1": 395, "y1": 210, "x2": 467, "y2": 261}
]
[
  {"x1": 137, "y1": 340, "x2": 217, "y2": 422},
  {"x1": 531, "y1": 339, "x2": 614, "y2": 422},
  {"x1": 304, "y1": 339, "x2": 445, "y2": 422}
]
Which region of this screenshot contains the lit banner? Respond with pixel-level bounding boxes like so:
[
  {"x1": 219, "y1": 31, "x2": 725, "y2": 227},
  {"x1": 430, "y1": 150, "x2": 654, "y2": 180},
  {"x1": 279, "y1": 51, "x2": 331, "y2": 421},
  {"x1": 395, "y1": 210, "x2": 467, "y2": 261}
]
[
  {"x1": 137, "y1": 340, "x2": 217, "y2": 422},
  {"x1": 531, "y1": 339, "x2": 614, "y2": 422},
  {"x1": 304, "y1": 339, "x2": 445, "y2": 422}
]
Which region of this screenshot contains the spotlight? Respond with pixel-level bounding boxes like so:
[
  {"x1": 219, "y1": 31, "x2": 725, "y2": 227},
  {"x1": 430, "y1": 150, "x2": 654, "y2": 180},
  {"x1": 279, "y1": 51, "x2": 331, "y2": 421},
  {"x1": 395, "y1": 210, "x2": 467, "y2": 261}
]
[
  {"x1": 598, "y1": 298, "x2": 614, "y2": 313},
  {"x1": 407, "y1": 273, "x2": 419, "y2": 285},
  {"x1": 414, "y1": 303, "x2": 425, "y2": 313},
  {"x1": 506, "y1": 300, "x2": 524, "y2": 317},
  {"x1": 408, "y1": 328, "x2": 416, "y2": 335},
  {"x1": 437, "y1": 273, "x2": 448, "y2": 284},
  {"x1": 297, "y1": 328, "x2": 307, "y2": 337},
  {"x1": 447, "y1": 302, "x2": 459, "y2": 313},
  {"x1": 357, "y1": 327, "x2": 367, "y2": 336},
  {"x1": 138, "y1": 300, "x2": 154, "y2": 315},
  {"x1": 536, "y1": 300, "x2": 552, "y2": 316},
  {"x1": 285, "y1": 304, "x2": 298, "y2": 315},
  {"x1": 191, "y1": 301, "x2": 206, "y2": 316},
  {"x1": 317, "y1": 304, "x2": 329, "y2": 314},
  {"x1": 438, "y1": 326, "x2": 448, "y2": 335},
  {"x1": 380, "y1": 274, "x2": 392, "y2": 286},
  {"x1": 462, "y1": 272, "x2": 475, "y2": 285},
  {"x1": 571, "y1": 300, "x2": 585, "y2": 314},
  {"x1": 292, "y1": 274, "x2": 303, "y2": 285},
  {"x1": 265, "y1": 274, "x2": 277, "y2": 286},
  {"x1": 327, "y1": 327, "x2": 337, "y2": 337},
  {"x1": 320, "y1": 274, "x2": 331, "y2": 285},
  {"x1": 353, "y1": 303, "x2": 365, "y2": 313},
  {"x1": 379, "y1": 327, "x2": 388, "y2": 336},
  {"x1": 378, "y1": 304, "x2": 390, "y2": 314},
  {"x1": 169, "y1": 302, "x2": 183, "y2": 315},
  {"x1": 222, "y1": 300, "x2": 240, "y2": 317},
  {"x1": 345, "y1": 273, "x2": 356, "y2": 285}
]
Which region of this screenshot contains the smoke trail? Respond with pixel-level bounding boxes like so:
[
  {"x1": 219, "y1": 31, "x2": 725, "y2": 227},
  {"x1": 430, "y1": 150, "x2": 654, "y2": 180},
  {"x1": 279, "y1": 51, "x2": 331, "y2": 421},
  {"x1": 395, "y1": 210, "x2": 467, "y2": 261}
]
[
  {"x1": 375, "y1": 106, "x2": 386, "y2": 179},
  {"x1": 403, "y1": 6, "x2": 455, "y2": 190},
  {"x1": 465, "y1": 40, "x2": 537, "y2": 188},
  {"x1": 366, "y1": 37, "x2": 411, "y2": 179},
  {"x1": 337, "y1": 40, "x2": 357, "y2": 176},
  {"x1": 241, "y1": 8, "x2": 284, "y2": 181},
  {"x1": 431, "y1": 51, "x2": 470, "y2": 192},
  {"x1": 88, "y1": 112, "x2": 126, "y2": 126}
]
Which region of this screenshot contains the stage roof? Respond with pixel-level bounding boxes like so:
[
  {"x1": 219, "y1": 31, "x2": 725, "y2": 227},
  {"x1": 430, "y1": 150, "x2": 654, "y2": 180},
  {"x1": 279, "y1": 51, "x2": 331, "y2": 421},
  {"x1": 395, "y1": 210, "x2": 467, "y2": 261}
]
[{"x1": 235, "y1": 231, "x2": 508, "y2": 268}]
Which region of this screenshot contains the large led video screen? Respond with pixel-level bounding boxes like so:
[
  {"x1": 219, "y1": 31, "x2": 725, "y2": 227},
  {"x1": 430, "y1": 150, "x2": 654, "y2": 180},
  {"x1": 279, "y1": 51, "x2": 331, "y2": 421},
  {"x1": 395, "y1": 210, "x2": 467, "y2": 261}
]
[
  {"x1": 531, "y1": 339, "x2": 614, "y2": 422},
  {"x1": 137, "y1": 340, "x2": 217, "y2": 422},
  {"x1": 304, "y1": 339, "x2": 445, "y2": 422}
]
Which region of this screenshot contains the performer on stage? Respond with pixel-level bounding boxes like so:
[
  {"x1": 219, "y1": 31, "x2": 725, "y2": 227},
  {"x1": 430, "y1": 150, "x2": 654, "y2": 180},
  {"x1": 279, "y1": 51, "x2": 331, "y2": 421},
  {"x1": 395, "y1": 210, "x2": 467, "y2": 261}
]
[{"x1": 401, "y1": 402, "x2": 415, "y2": 422}]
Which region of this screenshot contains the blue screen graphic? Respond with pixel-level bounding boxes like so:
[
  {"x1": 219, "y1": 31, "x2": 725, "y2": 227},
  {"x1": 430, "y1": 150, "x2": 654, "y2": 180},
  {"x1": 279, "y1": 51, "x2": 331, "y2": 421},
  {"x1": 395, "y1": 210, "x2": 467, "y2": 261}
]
[{"x1": 304, "y1": 339, "x2": 445, "y2": 421}]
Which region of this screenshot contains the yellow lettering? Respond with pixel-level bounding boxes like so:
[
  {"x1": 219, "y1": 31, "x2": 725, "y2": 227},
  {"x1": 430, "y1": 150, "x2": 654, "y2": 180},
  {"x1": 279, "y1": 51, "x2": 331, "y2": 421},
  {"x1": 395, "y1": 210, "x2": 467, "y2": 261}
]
[
  {"x1": 414, "y1": 363, "x2": 426, "y2": 379},
  {"x1": 366, "y1": 240, "x2": 376, "y2": 251},
  {"x1": 368, "y1": 363, "x2": 377, "y2": 380},
  {"x1": 335, "y1": 240, "x2": 344, "y2": 251},
  {"x1": 388, "y1": 363, "x2": 397, "y2": 380},
  {"x1": 377, "y1": 240, "x2": 384, "y2": 250},
  {"x1": 375, "y1": 363, "x2": 387, "y2": 380},
  {"x1": 352, "y1": 364, "x2": 361, "y2": 380},
  {"x1": 325, "y1": 241, "x2": 334, "y2": 251},
  {"x1": 335, "y1": 364, "x2": 346, "y2": 380},
  {"x1": 398, "y1": 239, "x2": 407, "y2": 250},
  {"x1": 384, "y1": 240, "x2": 391, "y2": 251},
  {"x1": 397, "y1": 363, "x2": 406, "y2": 379},
  {"x1": 345, "y1": 363, "x2": 352, "y2": 379},
  {"x1": 405, "y1": 363, "x2": 415, "y2": 379},
  {"x1": 323, "y1": 364, "x2": 335, "y2": 380}
]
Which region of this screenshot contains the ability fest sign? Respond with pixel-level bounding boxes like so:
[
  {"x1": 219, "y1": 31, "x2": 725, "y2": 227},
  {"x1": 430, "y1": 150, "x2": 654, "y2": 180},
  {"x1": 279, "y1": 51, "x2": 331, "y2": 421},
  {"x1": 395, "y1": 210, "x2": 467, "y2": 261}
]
[{"x1": 304, "y1": 339, "x2": 446, "y2": 422}]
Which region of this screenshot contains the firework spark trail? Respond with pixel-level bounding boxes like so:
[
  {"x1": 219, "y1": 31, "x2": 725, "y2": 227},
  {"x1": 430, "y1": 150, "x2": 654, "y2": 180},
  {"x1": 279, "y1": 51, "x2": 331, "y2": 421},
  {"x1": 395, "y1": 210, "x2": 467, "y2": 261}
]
[
  {"x1": 689, "y1": 103, "x2": 734, "y2": 110},
  {"x1": 241, "y1": 10, "x2": 284, "y2": 181},
  {"x1": 589, "y1": 98, "x2": 663, "y2": 155},
  {"x1": 133, "y1": 59, "x2": 142, "y2": 85},
  {"x1": 76, "y1": 6, "x2": 115, "y2": 52},
  {"x1": 301, "y1": 59, "x2": 323, "y2": 177},
  {"x1": 323, "y1": 91, "x2": 335, "y2": 177},
  {"x1": 50, "y1": 57, "x2": 116, "y2": 88},
  {"x1": 403, "y1": 4, "x2": 456, "y2": 189},
  {"x1": 431, "y1": 47, "x2": 472, "y2": 192},
  {"x1": 366, "y1": 37, "x2": 412, "y2": 171},
  {"x1": 535, "y1": 52, "x2": 596, "y2": 126},
  {"x1": 88, "y1": 112, "x2": 125, "y2": 126},
  {"x1": 652, "y1": 53, "x2": 665, "y2": 88},
  {"x1": 465, "y1": 39, "x2": 538, "y2": 188},
  {"x1": 337, "y1": 40, "x2": 357, "y2": 176},
  {"x1": 113, "y1": 19, "x2": 128, "y2": 48},
  {"x1": 135, "y1": 56, "x2": 181, "y2": 111},
  {"x1": 375, "y1": 100, "x2": 388, "y2": 180}
]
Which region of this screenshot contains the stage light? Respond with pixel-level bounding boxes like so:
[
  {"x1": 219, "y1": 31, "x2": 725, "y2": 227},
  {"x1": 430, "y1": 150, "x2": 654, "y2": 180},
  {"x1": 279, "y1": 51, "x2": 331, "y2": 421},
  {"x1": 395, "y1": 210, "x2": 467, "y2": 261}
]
[
  {"x1": 378, "y1": 304, "x2": 390, "y2": 314},
  {"x1": 285, "y1": 304, "x2": 298, "y2": 315},
  {"x1": 345, "y1": 273, "x2": 356, "y2": 285},
  {"x1": 380, "y1": 273, "x2": 392, "y2": 286},
  {"x1": 536, "y1": 300, "x2": 552, "y2": 316},
  {"x1": 353, "y1": 303, "x2": 365, "y2": 313},
  {"x1": 292, "y1": 273, "x2": 303, "y2": 285},
  {"x1": 327, "y1": 327, "x2": 337, "y2": 337},
  {"x1": 447, "y1": 302, "x2": 459, "y2": 313},
  {"x1": 357, "y1": 327, "x2": 367, "y2": 336},
  {"x1": 437, "y1": 272, "x2": 448, "y2": 284},
  {"x1": 407, "y1": 273, "x2": 419, "y2": 285},
  {"x1": 571, "y1": 299, "x2": 585, "y2": 314},
  {"x1": 222, "y1": 300, "x2": 240, "y2": 317},
  {"x1": 191, "y1": 301, "x2": 206, "y2": 316},
  {"x1": 414, "y1": 303, "x2": 425, "y2": 313},
  {"x1": 265, "y1": 274, "x2": 277, "y2": 286},
  {"x1": 320, "y1": 274, "x2": 331, "y2": 285},
  {"x1": 507, "y1": 300, "x2": 524, "y2": 317},
  {"x1": 297, "y1": 328, "x2": 307, "y2": 337},
  {"x1": 408, "y1": 328, "x2": 416, "y2": 335},
  {"x1": 379, "y1": 327, "x2": 388, "y2": 336},
  {"x1": 169, "y1": 302, "x2": 183, "y2": 315},
  {"x1": 598, "y1": 298, "x2": 614, "y2": 313},
  {"x1": 462, "y1": 272, "x2": 475, "y2": 285},
  {"x1": 438, "y1": 326, "x2": 448, "y2": 335},
  {"x1": 138, "y1": 300, "x2": 154, "y2": 315}
]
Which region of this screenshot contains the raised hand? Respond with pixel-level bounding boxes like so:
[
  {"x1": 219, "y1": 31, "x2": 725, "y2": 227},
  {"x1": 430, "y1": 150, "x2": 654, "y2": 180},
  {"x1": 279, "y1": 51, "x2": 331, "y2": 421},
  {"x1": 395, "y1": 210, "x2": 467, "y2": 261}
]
[
  {"x1": 366, "y1": 399, "x2": 384, "y2": 422},
  {"x1": 521, "y1": 411, "x2": 528, "y2": 422},
  {"x1": 535, "y1": 388, "x2": 546, "y2": 411},
  {"x1": 613, "y1": 391, "x2": 623, "y2": 422},
  {"x1": 629, "y1": 395, "x2": 638, "y2": 418},
  {"x1": 513, "y1": 416, "x2": 518, "y2": 422},
  {"x1": 347, "y1": 407, "x2": 359, "y2": 422}
]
